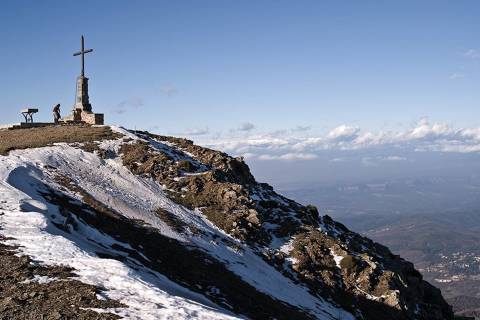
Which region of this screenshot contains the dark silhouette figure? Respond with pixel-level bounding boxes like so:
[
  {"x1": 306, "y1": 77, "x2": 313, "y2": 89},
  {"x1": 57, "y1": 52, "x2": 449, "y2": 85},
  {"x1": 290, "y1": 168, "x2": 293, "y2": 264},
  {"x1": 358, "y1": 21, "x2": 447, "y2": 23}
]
[{"x1": 53, "y1": 104, "x2": 61, "y2": 123}]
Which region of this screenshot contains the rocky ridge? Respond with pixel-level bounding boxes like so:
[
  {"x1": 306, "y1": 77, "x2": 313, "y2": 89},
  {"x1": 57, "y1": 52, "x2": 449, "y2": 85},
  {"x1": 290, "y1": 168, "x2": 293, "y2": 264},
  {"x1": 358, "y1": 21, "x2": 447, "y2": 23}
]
[{"x1": 115, "y1": 130, "x2": 453, "y2": 320}]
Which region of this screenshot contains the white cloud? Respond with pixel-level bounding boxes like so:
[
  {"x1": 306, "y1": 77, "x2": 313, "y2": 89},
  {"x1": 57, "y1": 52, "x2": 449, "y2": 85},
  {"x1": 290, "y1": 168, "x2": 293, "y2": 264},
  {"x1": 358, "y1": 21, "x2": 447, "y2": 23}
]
[
  {"x1": 293, "y1": 125, "x2": 311, "y2": 132},
  {"x1": 160, "y1": 84, "x2": 177, "y2": 97},
  {"x1": 449, "y1": 73, "x2": 465, "y2": 80},
  {"x1": 460, "y1": 128, "x2": 480, "y2": 140},
  {"x1": 380, "y1": 156, "x2": 407, "y2": 161},
  {"x1": 182, "y1": 127, "x2": 210, "y2": 136},
  {"x1": 407, "y1": 119, "x2": 453, "y2": 140},
  {"x1": 113, "y1": 98, "x2": 144, "y2": 114},
  {"x1": 257, "y1": 153, "x2": 318, "y2": 161},
  {"x1": 463, "y1": 49, "x2": 480, "y2": 59},
  {"x1": 361, "y1": 156, "x2": 407, "y2": 166},
  {"x1": 327, "y1": 125, "x2": 360, "y2": 142},
  {"x1": 238, "y1": 122, "x2": 255, "y2": 132},
  {"x1": 279, "y1": 153, "x2": 318, "y2": 161}
]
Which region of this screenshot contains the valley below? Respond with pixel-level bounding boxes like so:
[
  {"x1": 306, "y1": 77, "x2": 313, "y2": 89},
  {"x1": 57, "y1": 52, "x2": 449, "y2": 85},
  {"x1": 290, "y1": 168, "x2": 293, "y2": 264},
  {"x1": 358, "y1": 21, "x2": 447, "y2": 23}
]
[{"x1": 280, "y1": 176, "x2": 480, "y2": 318}]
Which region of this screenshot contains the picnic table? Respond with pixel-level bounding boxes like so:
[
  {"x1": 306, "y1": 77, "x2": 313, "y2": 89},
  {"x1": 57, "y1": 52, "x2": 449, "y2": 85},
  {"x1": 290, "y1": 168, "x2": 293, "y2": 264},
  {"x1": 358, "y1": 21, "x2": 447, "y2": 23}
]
[{"x1": 20, "y1": 108, "x2": 39, "y2": 123}]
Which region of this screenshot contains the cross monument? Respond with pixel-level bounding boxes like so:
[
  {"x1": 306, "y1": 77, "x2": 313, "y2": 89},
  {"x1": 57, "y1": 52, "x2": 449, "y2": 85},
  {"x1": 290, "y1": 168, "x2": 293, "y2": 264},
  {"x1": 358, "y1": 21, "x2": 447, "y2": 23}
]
[
  {"x1": 64, "y1": 35, "x2": 104, "y2": 124},
  {"x1": 73, "y1": 35, "x2": 93, "y2": 112}
]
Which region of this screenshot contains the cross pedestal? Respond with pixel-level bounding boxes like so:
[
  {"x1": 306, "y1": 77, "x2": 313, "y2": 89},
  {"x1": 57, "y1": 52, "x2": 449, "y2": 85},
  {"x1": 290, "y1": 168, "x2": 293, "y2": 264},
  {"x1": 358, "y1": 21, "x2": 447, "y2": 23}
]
[{"x1": 74, "y1": 76, "x2": 92, "y2": 112}]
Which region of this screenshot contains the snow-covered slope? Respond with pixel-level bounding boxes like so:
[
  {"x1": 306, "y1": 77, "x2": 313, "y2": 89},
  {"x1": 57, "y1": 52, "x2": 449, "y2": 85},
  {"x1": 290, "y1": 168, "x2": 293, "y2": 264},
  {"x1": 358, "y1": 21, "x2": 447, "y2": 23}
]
[
  {"x1": 0, "y1": 147, "x2": 238, "y2": 319},
  {"x1": 0, "y1": 125, "x2": 453, "y2": 319},
  {"x1": 0, "y1": 127, "x2": 354, "y2": 320}
]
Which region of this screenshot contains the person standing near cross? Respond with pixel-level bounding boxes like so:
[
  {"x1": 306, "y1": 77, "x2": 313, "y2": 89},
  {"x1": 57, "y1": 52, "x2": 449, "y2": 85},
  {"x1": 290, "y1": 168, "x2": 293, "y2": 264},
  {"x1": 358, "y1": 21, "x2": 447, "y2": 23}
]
[{"x1": 52, "y1": 104, "x2": 61, "y2": 123}]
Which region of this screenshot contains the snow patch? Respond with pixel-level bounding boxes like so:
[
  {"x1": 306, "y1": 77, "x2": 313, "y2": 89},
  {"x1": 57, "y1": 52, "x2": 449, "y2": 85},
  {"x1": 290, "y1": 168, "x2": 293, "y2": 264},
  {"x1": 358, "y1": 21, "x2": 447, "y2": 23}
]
[
  {"x1": 21, "y1": 275, "x2": 58, "y2": 284},
  {"x1": 330, "y1": 249, "x2": 344, "y2": 269}
]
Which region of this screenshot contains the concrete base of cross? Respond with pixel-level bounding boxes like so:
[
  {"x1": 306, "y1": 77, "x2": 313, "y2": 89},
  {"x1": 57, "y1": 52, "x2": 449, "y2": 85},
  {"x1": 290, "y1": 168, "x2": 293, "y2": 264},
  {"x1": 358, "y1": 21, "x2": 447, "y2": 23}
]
[{"x1": 63, "y1": 109, "x2": 104, "y2": 125}]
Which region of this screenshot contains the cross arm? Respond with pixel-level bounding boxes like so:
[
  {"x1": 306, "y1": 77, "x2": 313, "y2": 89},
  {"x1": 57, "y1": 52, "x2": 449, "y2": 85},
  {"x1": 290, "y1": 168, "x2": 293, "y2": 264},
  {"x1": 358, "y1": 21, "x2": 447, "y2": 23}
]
[{"x1": 73, "y1": 49, "x2": 93, "y2": 56}]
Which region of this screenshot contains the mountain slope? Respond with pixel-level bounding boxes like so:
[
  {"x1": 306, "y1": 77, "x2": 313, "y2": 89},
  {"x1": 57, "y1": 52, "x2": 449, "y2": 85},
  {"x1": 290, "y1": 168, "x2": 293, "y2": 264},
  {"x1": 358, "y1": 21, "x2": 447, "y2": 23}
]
[{"x1": 0, "y1": 125, "x2": 453, "y2": 319}]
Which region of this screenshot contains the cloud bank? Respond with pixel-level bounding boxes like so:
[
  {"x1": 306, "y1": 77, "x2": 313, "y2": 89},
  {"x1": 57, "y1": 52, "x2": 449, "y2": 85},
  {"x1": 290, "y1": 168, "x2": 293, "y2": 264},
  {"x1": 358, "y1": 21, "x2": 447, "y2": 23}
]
[{"x1": 193, "y1": 120, "x2": 480, "y2": 161}]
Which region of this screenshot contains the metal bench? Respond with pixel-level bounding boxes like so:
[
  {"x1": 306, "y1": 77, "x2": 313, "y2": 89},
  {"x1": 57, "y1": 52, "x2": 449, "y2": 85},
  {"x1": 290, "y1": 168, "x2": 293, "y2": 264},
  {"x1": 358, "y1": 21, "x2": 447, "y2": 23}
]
[{"x1": 20, "y1": 108, "x2": 39, "y2": 123}]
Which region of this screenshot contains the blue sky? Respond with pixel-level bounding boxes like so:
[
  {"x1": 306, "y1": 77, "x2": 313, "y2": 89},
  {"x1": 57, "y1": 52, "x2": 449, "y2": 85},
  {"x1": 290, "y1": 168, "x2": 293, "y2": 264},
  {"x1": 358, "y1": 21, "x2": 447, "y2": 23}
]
[{"x1": 1, "y1": 1, "x2": 479, "y2": 135}]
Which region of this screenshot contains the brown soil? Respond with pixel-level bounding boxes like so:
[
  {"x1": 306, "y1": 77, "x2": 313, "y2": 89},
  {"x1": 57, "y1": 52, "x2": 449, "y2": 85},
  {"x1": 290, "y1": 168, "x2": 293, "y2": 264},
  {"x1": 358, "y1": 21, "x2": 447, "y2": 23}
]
[
  {"x1": 0, "y1": 125, "x2": 122, "y2": 155},
  {"x1": 0, "y1": 237, "x2": 123, "y2": 320}
]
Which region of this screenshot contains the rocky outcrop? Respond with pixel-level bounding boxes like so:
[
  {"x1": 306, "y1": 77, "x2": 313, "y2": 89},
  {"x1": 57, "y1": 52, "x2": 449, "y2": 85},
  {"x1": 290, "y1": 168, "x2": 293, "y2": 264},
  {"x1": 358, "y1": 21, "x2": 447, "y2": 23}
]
[
  {"x1": 115, "y1": 130, "x2": 454, "y2": 320},
  {"x1": 119, "y1": 137, "x2": 269, "y2": 244}
]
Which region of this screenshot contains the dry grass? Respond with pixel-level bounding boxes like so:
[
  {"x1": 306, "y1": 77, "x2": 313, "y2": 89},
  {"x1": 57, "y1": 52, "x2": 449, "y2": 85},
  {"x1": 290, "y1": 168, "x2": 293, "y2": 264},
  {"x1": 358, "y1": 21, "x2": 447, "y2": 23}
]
[{"x1": 0, "y1": 125, "x2": 122, "y2": 155}]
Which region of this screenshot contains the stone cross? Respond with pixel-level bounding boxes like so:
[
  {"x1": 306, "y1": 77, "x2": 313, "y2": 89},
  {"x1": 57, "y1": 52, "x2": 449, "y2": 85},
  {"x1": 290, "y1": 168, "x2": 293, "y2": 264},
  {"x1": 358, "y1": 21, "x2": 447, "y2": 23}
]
[
  {"x1": 73, "y1": 35, "x2": 93, "y2": 77},
  {"x1": 72, "y1": 35, "x2": 93, "y2": 113}
]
